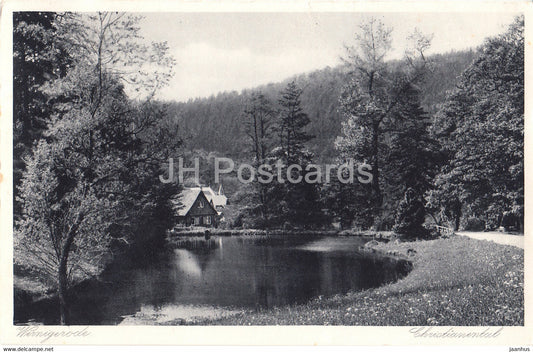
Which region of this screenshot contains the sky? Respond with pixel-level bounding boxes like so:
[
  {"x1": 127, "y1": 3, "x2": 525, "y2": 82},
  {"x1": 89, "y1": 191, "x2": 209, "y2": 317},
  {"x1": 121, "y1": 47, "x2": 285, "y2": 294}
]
[{"x1": 138, "y1": 12, "x2": 519, "y2": 102}]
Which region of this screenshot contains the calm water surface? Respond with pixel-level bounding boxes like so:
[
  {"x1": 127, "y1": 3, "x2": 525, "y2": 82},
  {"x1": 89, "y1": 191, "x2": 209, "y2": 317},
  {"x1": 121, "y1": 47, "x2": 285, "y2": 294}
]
[{"x1": 16, "y1": 235, "x2": 411, "y2": 324}]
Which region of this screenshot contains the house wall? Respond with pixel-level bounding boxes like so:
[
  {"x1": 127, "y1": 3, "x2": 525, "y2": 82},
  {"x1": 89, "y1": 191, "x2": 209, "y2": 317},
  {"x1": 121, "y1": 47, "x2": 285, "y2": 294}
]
[{"x1": 185, "y1": 192, "x2": 218, "y2": 227}]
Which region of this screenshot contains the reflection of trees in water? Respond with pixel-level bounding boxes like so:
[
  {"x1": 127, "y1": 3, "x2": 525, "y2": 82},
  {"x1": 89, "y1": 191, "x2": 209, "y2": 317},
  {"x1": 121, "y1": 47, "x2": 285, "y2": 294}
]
[
  {"x1": 16, "y1": 237, "x2": 413, "y2": 324},
  {"x1": 357, "y1": 255, "x2": 412, "y2": 288},
  {"x1": 242, "y1": 246, "x2": 412, "y2": 309},
  {"x1": 319, "y1": 254, "x2": 364, "y2": 295},
  {"x1": 252, "y1": 249, "x2": 326, "y2": 308},
  {"x1": 251, "y1": 245, "x2": 280, "y2": 308},
  {"x1": 94, "y1": 251, "x2": 178, "y2": 324},
  {"x1": 171, "y1": 237, "x2": 220, "y2": 254},
  {"x1": 172, "y1": 237, "x2": 221, "y2": 275}
]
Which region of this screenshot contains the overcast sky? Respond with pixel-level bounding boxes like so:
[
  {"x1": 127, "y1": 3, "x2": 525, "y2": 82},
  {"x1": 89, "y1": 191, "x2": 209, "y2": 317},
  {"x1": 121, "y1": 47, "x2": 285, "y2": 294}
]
[{"x1": 139, "y1": 12, "x2": 519, "y2": 102}]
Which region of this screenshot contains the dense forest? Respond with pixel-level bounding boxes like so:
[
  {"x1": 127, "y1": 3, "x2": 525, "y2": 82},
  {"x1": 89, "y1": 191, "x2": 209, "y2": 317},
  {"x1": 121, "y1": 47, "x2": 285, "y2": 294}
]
[
  {"x1": 172, "y1": 17, "x2": 523, "y2": 233},
  {"x1": 166, "y1": 50, "x2": 476, "y2": 161}
]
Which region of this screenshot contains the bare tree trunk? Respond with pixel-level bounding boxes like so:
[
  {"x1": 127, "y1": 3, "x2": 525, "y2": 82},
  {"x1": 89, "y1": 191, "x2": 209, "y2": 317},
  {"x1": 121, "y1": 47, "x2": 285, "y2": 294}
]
[
  {"x1": 454, "y1": 212, "x2": 461, "y2": 231},
  {"x1": 428, "y1": 211, "x2": 441, "y2": 227},
  {"x1": 371, "y1": 122, "x2": 382, "y2": 222},
  {"x1": 453, "y1": 199, "x2": 462, "y2": 231},
  {"x1": 57, "y1": 231, "x2": 76, "y2": 325},
  {"x1": 58, "y1": 259, "x2": 69, "y2": 325}
]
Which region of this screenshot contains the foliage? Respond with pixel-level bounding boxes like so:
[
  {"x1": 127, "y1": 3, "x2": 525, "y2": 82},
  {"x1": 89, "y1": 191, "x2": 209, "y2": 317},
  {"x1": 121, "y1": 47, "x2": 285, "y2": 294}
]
[
  {"x1": 229, "y1": 82, "x2": 327, "y2": 228},
  {"x1": 393, "y1": 188, "x2": 428, "y2": 239},
  {"x1": 165, "y1": 51, "x2": 474, "y2": 161},
  {"x1": 425, "y1": 177, "x2": 462, "y2": 230},
  {"x1": 321, "y1": 173, "x2": 373, "y2": 230},
  {"x1": 13, "y1": 12, "x2": 72, "y2": 214},
  {"x1": 276, "y1": 81, "x2": 314, "y2": 163},
  {"x1": 14, "y1": 12, "x2": 178, "y2": 324},
  {"x1": 243, "y1": 92, "x2": 275, "y2": 163},
  {"x1": 265, "y1": 82, "x2": 326, "y2": 228},
  {"x1": 240, "y1": 92, "x2": 275, "y2": 222},
  {"x1": 380, "y1": 85, "x2": 443, "y2": 228},
  {"x1": 15, "y1": 140, "x2": 117, "y2": 286},
  {"x1": 335, "y1": 18, "x2": 436, "y2": 228},
  {"x1": 462, "y1": 217, "x2": 486, "y2": 232},
  {"x1": 429, "y1": 16, "x2": 524, "y2": 230}
]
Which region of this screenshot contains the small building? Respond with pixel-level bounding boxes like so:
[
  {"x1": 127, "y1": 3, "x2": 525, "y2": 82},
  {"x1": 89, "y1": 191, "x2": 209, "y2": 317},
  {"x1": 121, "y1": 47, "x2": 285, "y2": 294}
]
[
  {"x1": 174, "y1": 188, "x2": 218, "y2": 227},
  {"x1": 199, "y1": 184, "x2": 228, "y2": 215}
]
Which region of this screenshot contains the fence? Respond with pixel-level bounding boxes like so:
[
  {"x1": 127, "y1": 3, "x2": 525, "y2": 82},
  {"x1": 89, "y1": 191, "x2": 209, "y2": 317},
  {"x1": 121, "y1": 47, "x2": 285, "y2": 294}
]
[{"x1": 434, "y1": 224, "x2": 455, "y2": 237}]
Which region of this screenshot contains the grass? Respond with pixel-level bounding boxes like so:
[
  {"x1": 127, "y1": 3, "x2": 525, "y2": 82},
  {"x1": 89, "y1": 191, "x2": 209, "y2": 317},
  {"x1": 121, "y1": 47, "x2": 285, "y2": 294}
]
[{"x1": 194, "y1": 236, "x2": 523, "y2": 326}]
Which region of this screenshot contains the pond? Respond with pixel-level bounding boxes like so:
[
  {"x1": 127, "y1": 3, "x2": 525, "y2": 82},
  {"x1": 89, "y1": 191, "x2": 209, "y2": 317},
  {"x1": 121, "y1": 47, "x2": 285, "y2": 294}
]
[{"x1": 15, "y1": 235, "x2": 411, "y2": 325}]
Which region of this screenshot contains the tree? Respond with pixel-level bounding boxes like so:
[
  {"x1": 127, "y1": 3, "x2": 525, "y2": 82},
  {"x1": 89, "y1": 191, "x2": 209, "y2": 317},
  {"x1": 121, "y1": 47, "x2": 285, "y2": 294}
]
[
  {"x1": 277, "y1": 81, "x2": 314, "y2": 164},
  {"x1": 425, "y1": 171, "x2": 463, "y2": 230},
  {"x1": 162, "y1": 51, "x2": 472, "y2": 160},
  {"x1": 266, "y1": 82, "x2": 325, "y2": 228},
  {"x1": 430, "y1": 15, "x2": 524, "y2": 230},
  {"x1": 13, "y1": 12, "x2": 72, "y2": 215},
  {"x1": 380, "y1": 85, "x2": 443, "y2": 228},
  {"x1": 336, "y1": 18, "x2": 393, "y2": 216},
  {"x1": 321, "y1": 176, "x2": 373, "y2": 230},
  {"x1": 244, "y1": 92, "x2": 275, "y2": 164},
  {"x1": 393, "y1": 188, "x2": 427, "y2": 239},
  {"x1": 336, "y1": 18, "x2": 433, "y2": 228},
  {"x1": 242, "y1": 92, "x2": 275, "y2": 221},
  {"x1": 14, "y1": 12, "x2": 176, "y2": 324}
]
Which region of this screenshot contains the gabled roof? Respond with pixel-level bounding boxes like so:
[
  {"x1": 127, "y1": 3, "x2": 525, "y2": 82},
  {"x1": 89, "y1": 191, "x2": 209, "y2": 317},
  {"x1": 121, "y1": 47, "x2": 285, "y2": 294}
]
[
  {"x1": 205, "y1": 192, "x2": 227, "y2": 208},
  {"x1": 173, "y1": 188, "x2": 218, "y2": 217},
  {"x1": 189, "y1": 186, "x2": 227, "y2": 208}
]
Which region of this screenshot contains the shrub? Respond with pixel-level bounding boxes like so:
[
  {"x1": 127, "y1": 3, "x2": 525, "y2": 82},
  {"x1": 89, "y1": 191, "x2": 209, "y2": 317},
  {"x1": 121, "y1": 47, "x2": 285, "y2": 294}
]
[
  {"x1": 501, "y1": 212, "x2": 521, "y2": 231},
  {"x1": 393, "y1": 188, "x2": 429, "y2": 239},
  {"x1": 462, "y1": 217, "x2": 485, "y2": 231},
  {"x1": 373, "y1": 212, "x2": 396, "y2": 231}
]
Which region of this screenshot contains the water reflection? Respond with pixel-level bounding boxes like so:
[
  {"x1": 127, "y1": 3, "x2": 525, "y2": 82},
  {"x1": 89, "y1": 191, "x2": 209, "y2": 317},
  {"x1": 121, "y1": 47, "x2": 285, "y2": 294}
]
[
  {"x1": 174, "y1": 249, "x2": 203, "y2": 278},
  {"x1": 15, "y1": 235, "x2": 411, "y2": 325}
]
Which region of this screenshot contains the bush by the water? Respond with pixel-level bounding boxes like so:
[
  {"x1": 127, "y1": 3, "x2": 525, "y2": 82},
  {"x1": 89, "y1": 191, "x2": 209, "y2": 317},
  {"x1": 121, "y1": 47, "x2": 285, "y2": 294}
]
[
  {"x1": 463, "y1": 217, "x2": 486, "y2": 231},
  {"x1": 393, "y1": 188, "x2": 429, "y2": 239}
]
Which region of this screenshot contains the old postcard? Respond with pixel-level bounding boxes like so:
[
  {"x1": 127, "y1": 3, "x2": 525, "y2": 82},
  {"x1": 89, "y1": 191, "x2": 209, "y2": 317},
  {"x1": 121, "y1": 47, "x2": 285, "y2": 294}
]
[{"x1": 0, "y1": 0, "x2": 531, "y2": 349}]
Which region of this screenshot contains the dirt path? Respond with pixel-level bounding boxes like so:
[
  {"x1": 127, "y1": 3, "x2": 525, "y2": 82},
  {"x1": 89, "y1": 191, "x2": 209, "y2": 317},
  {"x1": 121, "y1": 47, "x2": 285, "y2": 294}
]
[{"x1": 457, "y1": 231, "x2": 524, "y2": 249}]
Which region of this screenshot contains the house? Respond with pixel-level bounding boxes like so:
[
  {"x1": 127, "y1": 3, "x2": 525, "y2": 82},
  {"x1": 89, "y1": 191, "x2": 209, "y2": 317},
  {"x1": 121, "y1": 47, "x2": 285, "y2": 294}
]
[
  {"x1": 184, "y1": 185, "x2": 227, "y2": 215},
  {"x1": 174, "y1": 188, "x2": 218, "y2": 227},
  {"x1": 200, "y1": 184, "x2": 228, "y2": 214}
]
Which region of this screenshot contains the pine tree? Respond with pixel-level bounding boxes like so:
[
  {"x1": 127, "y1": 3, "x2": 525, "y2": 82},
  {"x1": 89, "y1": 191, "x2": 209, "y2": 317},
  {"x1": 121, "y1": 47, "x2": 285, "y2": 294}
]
[
  {"x1": 277, "y1": 81, "x2": 314, "y2": 164},
  {"x1": 380, "y1": 85, "x2": 443, "y2": 227},
  {"x1": 13, "y1": 12, "x2": 72, "y2": 215},
  {"x1": 265, "y1": 82, "x2": 325, "y2": 228}
]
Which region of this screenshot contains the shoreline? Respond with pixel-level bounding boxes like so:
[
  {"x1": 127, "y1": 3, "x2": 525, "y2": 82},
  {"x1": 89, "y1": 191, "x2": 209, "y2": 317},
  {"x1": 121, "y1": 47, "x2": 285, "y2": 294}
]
[
  {"x1": 167, "y1": 228, "x2": 382, "y2": 237},
  {"x1": 186, "y1": 235, "x2": 524, "y2": 326},
  {"x1": 14, "y1": 232, "x2": 524, "y2": 326}
]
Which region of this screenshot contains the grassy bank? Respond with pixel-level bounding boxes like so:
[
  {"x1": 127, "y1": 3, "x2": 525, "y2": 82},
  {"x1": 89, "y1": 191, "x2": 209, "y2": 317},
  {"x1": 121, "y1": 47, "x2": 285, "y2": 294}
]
[{"x1": 195, "y1": 236, "x2": 523, "y2": 325}]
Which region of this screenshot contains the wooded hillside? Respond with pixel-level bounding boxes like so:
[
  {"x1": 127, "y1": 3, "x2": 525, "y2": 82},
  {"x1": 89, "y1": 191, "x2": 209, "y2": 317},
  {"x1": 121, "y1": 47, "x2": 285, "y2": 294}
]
[{"x1": 167, "y1": 50, "x2": 476, "y2": 161}]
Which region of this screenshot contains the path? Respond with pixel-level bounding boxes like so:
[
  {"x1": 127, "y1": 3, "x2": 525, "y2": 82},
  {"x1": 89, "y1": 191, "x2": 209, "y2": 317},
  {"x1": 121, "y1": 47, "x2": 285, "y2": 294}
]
[{"x1": 457, "y1": 231, "x2": 524, "y2": 249}]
